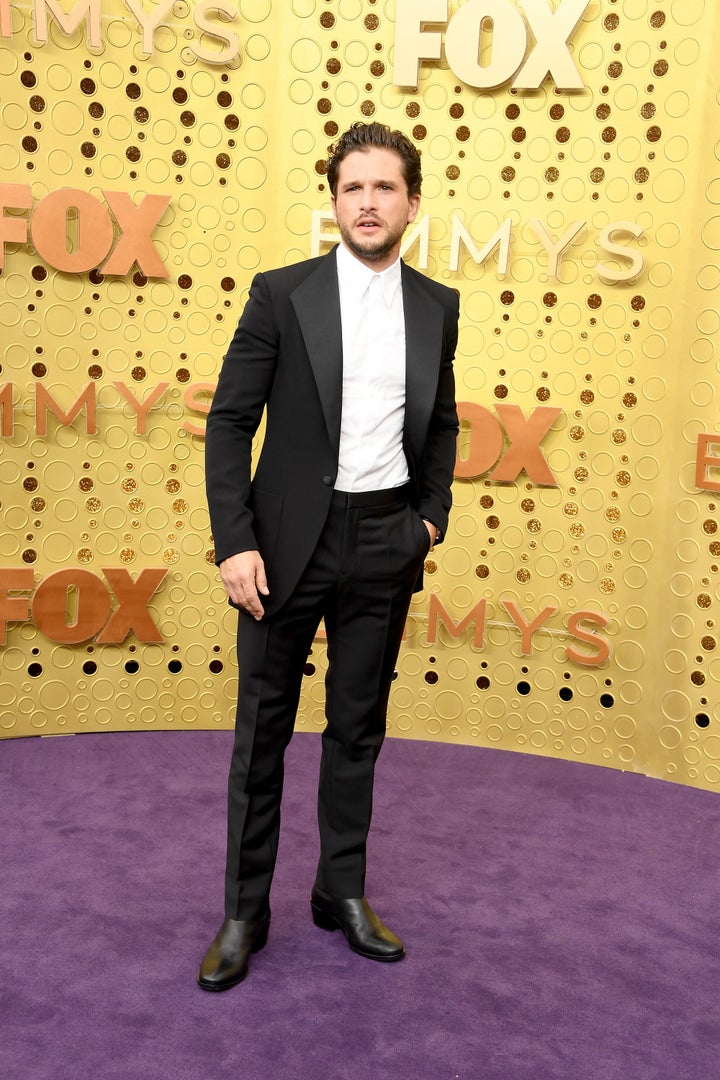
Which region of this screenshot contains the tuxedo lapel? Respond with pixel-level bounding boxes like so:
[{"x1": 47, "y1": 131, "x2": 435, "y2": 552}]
[
  {"x1": 289, "y1": 252, "x2": 444, "y2": 467},
  {"x1": 401, "y1": 262, "x2": 444, "y2": 470},
  {"x1": 290, "y1": 249, "x2": 343, "y2": 451}
]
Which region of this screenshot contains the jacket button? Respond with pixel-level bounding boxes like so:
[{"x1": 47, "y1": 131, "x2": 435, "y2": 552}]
[{"x1": 322, "y1": 475, "x2": 334, "y2": 486}]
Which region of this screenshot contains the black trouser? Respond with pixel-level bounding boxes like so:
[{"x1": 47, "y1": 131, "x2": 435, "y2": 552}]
[{"x1": 223, "y1": 487, "x2": 431, "y2": 919}]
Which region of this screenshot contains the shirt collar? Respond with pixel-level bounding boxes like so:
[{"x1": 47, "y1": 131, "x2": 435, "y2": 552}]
[{"x1": 336, "y1": 242, "x2": 402, "y2": 305}]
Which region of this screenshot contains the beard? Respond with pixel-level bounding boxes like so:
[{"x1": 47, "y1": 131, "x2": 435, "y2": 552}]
[{"x1": 336, "y1": 217, "x2": 407, "y2": 264}]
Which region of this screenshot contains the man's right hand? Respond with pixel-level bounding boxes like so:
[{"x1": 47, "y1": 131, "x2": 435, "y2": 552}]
[{"x1": 218, "y1": 551, "x2": 269, "y2": 621}]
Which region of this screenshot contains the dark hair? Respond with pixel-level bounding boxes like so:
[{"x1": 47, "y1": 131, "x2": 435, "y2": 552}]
[{"x1": 326, "y1": 121, "x2": 422, "y2": 198}]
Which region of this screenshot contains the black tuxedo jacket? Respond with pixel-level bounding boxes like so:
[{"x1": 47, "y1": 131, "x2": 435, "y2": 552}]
[{"x1": 205, "y1": 247, "x2": 459, "y2": 617}]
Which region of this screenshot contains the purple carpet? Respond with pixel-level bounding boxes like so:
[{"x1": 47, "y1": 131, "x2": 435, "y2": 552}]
[{"x1": 2, "y1": 730, "x2": 719, "y2": 1080}]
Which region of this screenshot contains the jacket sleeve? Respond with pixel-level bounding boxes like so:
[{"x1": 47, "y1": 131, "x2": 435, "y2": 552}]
[
  {"x1": 416, "y1": 290, "x2": 460, "y2": 539},
  {"x1": 205, "y1": 273, "x2": 279, "y2": 565}
]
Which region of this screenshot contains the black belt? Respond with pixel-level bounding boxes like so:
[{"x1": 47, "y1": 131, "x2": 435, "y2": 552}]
[{"x1": 330, "y1": 483, "x2": 410, "y2": 509}]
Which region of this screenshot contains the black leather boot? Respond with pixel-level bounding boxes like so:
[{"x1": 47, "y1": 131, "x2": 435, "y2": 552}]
[
  {"x1": 197, "y1": 911, "x2": 270, "y2": 991},
  {"x1": 311, "y1": 888, "x2": 404, "y2": 961}
]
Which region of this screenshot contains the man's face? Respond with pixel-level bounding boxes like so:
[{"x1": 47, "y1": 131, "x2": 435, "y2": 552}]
[{"x1": 331, "y1": 147, "x2": 421, "y2": 272}]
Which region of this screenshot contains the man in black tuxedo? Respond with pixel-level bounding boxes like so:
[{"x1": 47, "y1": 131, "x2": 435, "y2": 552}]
[{"x1": 198, "y1": 121, "x2": 459, "y2": 990}]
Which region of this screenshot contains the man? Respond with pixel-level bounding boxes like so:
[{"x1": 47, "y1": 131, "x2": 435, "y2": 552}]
[{"x1": 198, "y1": 121, "x2": 459, "y2": 991}]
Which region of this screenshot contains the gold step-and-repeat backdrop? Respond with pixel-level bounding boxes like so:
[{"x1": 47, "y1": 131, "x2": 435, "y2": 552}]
[{"x1": 1, "y1": 0, "x2": 719, "y2": 792}]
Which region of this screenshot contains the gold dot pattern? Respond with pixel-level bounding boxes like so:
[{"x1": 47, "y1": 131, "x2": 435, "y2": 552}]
[{"x1": 0, "y1": 2, "x2": 717, "y2": 790}]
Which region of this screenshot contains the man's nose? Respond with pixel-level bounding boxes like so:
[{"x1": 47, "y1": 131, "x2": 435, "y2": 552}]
[{"x1": 359, "y1": 185, "x2": 377, "y2": 210}]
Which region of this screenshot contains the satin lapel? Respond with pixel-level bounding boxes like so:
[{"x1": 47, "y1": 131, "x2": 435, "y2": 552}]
[
  {"x1": 290, "y1": 248, "x2": 343, "y2": 452},
  {"x1": 402, "y1": 263, "x2": 444, "y2": 467}
]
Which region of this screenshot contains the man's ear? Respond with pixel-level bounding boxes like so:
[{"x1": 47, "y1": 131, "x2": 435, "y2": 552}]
[
  {"x1": 407, "y1": 194, "x2": 421, "y2": 224},
  {"x1": 330, "y1": 195, "x2": 338, "y2": 224}
]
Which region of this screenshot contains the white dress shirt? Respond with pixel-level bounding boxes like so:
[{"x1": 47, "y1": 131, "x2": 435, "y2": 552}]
[{"x1": 334, "y1": 242, "x2": 409, "y2": 493}]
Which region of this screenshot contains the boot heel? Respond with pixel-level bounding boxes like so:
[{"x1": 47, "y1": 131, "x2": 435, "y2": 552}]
[
  {"x1": 251, "y1": 918, "x2": 270, "y2": 953},
  {"x1": 311, "y1": 903, "x2": 338, "y2": 932}
]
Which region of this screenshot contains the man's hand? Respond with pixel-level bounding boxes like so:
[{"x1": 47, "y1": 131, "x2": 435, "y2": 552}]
[
  {"x1": 423, "y1": 519, "x2": 438, "y2": 549},
  {"x1": 218, "y1": 551, "x2": 269, "y2": 620}
]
